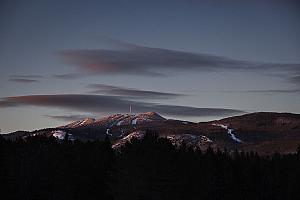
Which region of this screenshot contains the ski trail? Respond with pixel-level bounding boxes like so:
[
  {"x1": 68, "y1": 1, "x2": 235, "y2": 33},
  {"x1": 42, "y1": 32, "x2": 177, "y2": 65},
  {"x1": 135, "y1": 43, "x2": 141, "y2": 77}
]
[{"x1": 212, "y1": 123, "x2": 242, "y2": 143}]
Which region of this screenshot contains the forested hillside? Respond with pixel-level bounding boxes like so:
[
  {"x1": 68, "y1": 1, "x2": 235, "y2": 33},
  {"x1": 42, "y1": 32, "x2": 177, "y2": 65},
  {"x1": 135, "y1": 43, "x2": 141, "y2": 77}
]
[{"x1": 1, "y1": 132, "x2": 300, "y2": 200}]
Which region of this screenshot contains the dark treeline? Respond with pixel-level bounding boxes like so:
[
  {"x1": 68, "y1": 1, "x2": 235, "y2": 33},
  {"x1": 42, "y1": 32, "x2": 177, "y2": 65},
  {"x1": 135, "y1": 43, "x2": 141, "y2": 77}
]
[{"x1": 1, "y1": 132, "x2": 300, "y2": 200}]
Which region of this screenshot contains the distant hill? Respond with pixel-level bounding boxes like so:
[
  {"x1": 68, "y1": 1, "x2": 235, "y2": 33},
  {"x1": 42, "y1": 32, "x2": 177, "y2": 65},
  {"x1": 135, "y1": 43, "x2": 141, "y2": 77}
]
[{"x1": 3, "y1": 112, "x2": 300, "y2": 155}]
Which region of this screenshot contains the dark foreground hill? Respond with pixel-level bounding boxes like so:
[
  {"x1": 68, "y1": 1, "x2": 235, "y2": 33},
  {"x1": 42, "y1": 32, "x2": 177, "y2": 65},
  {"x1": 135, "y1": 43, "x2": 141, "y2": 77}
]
[
  {"x1": 3, "y1": 112, "x2": 300, "y2": 155},
  {"x1": 1, "y1": 133, "x2": 300, "y2": 200}
]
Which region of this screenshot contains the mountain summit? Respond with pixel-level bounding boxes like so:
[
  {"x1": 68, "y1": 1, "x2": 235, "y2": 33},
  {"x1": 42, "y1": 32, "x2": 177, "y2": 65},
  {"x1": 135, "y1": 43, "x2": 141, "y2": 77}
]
[{"x1": 63, "y1": 112, "x2": 166, "y2": 129}]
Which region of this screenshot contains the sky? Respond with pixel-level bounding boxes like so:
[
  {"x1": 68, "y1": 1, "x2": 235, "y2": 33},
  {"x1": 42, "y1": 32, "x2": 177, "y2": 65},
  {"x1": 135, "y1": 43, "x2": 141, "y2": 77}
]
[{"x1": 0, "y1": 0, "x2": 300, "y2": 133}]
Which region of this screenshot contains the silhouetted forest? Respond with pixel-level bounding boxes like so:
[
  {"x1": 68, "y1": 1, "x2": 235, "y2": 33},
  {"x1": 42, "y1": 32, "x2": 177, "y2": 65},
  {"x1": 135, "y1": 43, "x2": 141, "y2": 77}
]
[{"x1": 1, "y1": 131, "x2": 300, "y2": 200}]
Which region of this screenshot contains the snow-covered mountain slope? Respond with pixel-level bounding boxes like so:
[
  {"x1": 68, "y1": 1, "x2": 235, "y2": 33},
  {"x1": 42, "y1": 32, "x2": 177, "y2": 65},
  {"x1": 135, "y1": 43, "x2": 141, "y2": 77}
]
[
  {"x1": 60, "y1": 112, "x2": 164, "y2": 129},
  {"x1": 62, "y1": 118, "x2": 96, "y2": 128},
  {"x1": 112, "y1": 131, "x2": 213, "y2": 150},
  {"x1": 93, "y1": 112, "x2": 166, "y2": 128},
  {"x1": 112, "y1": 131, "x2": 146, "y2": 149}
]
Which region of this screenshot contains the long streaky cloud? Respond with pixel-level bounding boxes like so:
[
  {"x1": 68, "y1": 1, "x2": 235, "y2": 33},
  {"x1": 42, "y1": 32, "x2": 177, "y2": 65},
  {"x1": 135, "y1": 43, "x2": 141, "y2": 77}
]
[
  {"x1": 217, "y1": 89, "x2": 300, "y2": 94},
  {"x1": 59, "y1": 42, "x2": 300, "y2": 77},
  {"x1": 52, "y1": 73, "x2": 81, "y2": 80},
  {"x1": 9, "y1": 78, "x2": 40, "y2": 83},
  {"x1": 0, "y1": 94, "x2": 244, "y2": 118},
  {"x1": 9, "y1": 75, "x2": 44, "y2": 83},
  {"x1": 290, "y1": 75, "x2": 300, "y2": 85},
  {"x1": 87, "y1": 84, "x2": 184, "y2": 99},
  {"x1": 10, "y1": 75, "x2": 44, "y2": 79}
]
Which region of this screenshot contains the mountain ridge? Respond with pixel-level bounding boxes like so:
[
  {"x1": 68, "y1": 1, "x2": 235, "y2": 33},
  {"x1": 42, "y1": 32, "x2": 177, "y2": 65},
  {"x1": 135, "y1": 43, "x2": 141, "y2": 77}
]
[{"x1": 2, "y1": 111, "x2": 300, "y2": 155}]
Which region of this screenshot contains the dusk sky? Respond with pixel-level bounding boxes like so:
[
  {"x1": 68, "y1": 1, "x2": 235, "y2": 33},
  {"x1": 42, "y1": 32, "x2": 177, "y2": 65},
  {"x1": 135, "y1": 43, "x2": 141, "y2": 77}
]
[{"x1": 0, "y1": 0, "x2": 300, "y2": 133}]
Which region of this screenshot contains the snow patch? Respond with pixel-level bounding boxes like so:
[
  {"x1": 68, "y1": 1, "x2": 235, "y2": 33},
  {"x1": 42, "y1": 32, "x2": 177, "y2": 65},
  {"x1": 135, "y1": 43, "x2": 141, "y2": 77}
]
[
  {"x1": 166, "y1": 134, "x2": 213, "y2": 148},
  {"x1": 228, "y1": 129, "x2": 242, "y2": 143},
  {"x1": 78, "y1": 118, "x2": 93, "y2": 126},
  {"x1": 131, "y1": 118, "x2": 137, "y2": 125},
  {"x1": 106, "y1": 128, "x2": 112, "y2": 136},
  {"x1": 52, "y1": 130, "x2": 75, "y2": 141},
  {"x1": 52, "y1": 130, "x2": 66, "y2": 140},
  {"x1": 117, "y1": 120, "x2": 123, "y2": 126},
  {"x1": 212, "y1": 123, "x2": 242, "y2": 143}
]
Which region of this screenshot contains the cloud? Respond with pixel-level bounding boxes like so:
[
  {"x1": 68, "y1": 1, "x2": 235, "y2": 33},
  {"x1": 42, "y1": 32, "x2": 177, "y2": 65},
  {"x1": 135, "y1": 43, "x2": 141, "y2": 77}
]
[
  {"x1": 44, "y1": 114, "x2": 92, "y2": 121},
  {"x1": 10, "y1": 75, "x2": 44, "y2": 79},
  {"x1": 9, "y1": 78, "x2": 40, "y2": 83},
  {"x1": 290, "y1": 75, "x2": 300, "y2": 85},
  {"x1": 87, "y1": 84, "x2": 184, "y2": 99},
  {"x1": 8, "y1": 73, "x2": 82, "y2": 82},
  {"x1": 217, "y1": 89, "x2": 300, "y2": 94},
  {"x1": 152, "y1": 105, "x2": 243, "y2": 117},
  {"x1": 59, "y1": 42, "x2": 300, "y2": 77},
  {"x1": 52, "y1": 73, "x2": 82, "y2": 80},
  {"x1": 9, "y1": 75, "x2": 44, "y2": 83},
  {"x1": 0, "y1": 94, "x2": 244, "y2": 118}
]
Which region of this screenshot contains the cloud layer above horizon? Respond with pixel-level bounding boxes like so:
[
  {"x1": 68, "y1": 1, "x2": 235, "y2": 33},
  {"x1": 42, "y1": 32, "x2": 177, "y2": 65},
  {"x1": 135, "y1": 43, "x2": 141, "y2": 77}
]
[
  {"x1": 0, "y1": 94, "x2": 244, "y2": 118},
  {"x1": 60, "y1": 42, "x2": 300, "y2": 83},
  {"x1": 87, "y1": 83, "x2": 184, "y2": 99}
]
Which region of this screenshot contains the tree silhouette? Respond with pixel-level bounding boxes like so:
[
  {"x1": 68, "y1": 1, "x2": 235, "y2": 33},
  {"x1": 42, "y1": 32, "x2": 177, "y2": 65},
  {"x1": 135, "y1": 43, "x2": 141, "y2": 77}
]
[{"x1": 0, "y1": 131, "x2": 299, "y2": 200}]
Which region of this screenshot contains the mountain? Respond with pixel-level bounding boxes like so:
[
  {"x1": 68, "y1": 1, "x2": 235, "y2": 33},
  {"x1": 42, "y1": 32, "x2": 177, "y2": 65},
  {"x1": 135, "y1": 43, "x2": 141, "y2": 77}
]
[
  {"x1": 216, "y1": 112, "x2": 300, "y2": 132},
  {"x1": 212, "y1": 112, "x2": 300, "y2": 154},
  {"x1": 62, "y1": 112, "x2": 165, "y2": 129},
  {"x1": 3, "y1": 112, "x2": 300, "y2": 155}
]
